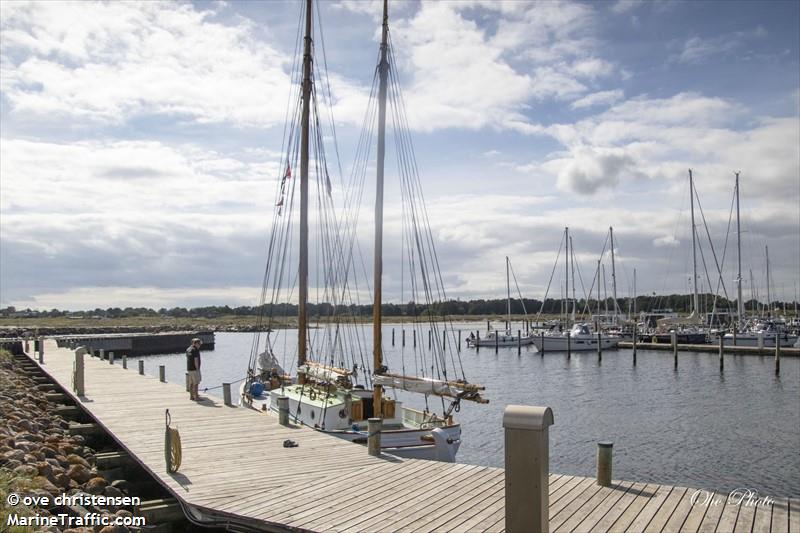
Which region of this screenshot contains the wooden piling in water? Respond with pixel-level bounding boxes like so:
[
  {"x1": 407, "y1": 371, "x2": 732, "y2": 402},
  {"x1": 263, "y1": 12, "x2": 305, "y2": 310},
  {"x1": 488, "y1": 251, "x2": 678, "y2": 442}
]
[
  {"x1": 632, "y1": 325, "x2": 637, "y2": 365},
  {"x1": 597, "y1": 331, "x2": 602, "y2": 361},
  {"x1": 672, "y1": 331, "x2": 678, "y2": 368},
  {"x1": 732, "y1": 324, "x2": 737, "y2": 346},
  {"x1": 540, "y1": 332, "x2": 545, "y2": 356},
  {"x1": 392, "y1": 328, "x2": 395, "y2": 346},
  {"x1": 428, "y1": 329, "x2": 432, "y2": 350},
  {"x1": 402, "y1": 329, "x2": 405, "y2": 347},
  {"x1": 775, "y1": 340, "x2": 781, "y2": 375},
  {"x1": 495, "y1": 331, "x2": 499, "y2": 354},
  {"x1": 458, "y1": 330, "x2": 461, "y2": 353},
  {"x1": 442, "y1": 329, "x2": 447, "y2": 349},
  {"x1": 517, "y1": 330, "x2": 521, "y2": 355},
  {"x1": 719, "y1": 336, "x2": 724, "y2": 371},
  {"x1": 566, "y1": 332, "x2": 571, "y2": 359}
]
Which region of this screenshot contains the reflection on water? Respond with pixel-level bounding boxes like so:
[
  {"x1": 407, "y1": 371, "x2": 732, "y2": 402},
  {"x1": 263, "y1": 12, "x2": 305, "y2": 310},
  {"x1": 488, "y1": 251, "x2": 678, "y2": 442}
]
[{"x1": 142, "y1": 325, "x2": 800, "y2": 497}]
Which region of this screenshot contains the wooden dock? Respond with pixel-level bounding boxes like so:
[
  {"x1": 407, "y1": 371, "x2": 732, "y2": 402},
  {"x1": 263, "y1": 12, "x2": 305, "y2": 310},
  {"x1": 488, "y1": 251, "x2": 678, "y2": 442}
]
[
  {"x1": 618, "y1": 341, "x2": 800, "y2": 356},
  {"x1": 21, "y1": 340, "x2": 799, "y2": 532}
]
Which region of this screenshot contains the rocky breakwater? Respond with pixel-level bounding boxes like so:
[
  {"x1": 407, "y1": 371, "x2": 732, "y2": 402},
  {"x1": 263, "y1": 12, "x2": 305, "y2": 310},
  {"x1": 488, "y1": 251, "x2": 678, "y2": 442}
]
[{"x1": 0, "y1": 350, "x2": 139, "y2": 533}]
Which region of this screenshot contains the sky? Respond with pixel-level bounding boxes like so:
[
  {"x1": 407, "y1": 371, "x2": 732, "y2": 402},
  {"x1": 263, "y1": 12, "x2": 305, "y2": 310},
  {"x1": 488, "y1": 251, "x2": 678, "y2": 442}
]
[{"x1": 1, "y1": 0, "x2": 798, "y2": 311}]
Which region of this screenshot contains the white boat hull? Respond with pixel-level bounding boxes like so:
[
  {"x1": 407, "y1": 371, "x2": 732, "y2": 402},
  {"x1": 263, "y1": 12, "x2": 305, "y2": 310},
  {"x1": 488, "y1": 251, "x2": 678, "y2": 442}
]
[
  {"x1": 467, "y1": 333, "x2": 536, "y2": 347},
  {"x1": 532, "y1": 334, "x2": 621, "y2": 352},
  {"x1": 723, "y1": 333, "x2": 799, "y2": 348}
]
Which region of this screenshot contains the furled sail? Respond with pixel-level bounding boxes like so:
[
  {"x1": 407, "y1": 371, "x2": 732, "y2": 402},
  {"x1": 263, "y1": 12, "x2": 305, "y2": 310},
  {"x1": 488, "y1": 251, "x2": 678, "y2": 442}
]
[{"x1": 374, "y1": 373, "x2": 487, "y2": 403}]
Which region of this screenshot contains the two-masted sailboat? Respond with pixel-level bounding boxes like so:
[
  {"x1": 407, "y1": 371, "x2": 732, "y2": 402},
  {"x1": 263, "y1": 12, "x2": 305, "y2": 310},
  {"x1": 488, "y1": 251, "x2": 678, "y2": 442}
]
[{"x1": 242, "y1": 0, "x2": 486, "y2": 461}]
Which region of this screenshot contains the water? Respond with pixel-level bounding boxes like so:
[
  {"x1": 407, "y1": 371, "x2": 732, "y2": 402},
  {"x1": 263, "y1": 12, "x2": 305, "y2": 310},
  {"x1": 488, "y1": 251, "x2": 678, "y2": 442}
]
[{"x1": 142, "y1": 325, "x2": 800, "y2": 497}]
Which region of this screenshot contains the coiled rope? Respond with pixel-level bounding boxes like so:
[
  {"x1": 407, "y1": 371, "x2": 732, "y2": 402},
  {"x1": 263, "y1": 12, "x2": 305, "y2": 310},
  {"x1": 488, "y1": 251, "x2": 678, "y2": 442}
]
[{"x1": 164, "y1": 409, "x2": 181, "y2": 473}]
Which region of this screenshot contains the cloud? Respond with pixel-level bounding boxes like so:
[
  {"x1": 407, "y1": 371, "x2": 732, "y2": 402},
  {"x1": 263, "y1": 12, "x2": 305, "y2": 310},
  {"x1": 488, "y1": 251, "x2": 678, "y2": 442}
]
[
  {"x1": 552, "y1": 147, "x2": 644, "y2": 194},
  {"x1": 676, "y1": 27, "x2": 768, "y2": 65},
  {"x1": 0, "y1": 2, "x2": 292, "y2": 127},
  {"x1": 570, "y1": 89, "x2": 624, "y2": 109},
  {"x1": 654, "y1": 235, "x2": 680, "y2": 247}
]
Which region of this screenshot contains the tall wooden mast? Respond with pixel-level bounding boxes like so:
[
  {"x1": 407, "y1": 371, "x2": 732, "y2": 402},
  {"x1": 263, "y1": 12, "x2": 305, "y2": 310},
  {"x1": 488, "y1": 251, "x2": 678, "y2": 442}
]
[
  {"x1": 372, "y1": 0, "x2": 389, "y2": 417},
  {"x1": 298, "y1": 0, "x2": 313, "y2": 367}
]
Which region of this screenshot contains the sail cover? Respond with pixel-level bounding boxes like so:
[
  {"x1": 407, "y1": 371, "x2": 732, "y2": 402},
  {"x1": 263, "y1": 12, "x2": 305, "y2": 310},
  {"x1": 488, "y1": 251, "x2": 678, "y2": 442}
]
[
  {"x1": 299, "y1": 362, "x2": 352, "y2": 383},
  {"x1": 374, "y1": 374, "x2": 477, "y2": 398}
]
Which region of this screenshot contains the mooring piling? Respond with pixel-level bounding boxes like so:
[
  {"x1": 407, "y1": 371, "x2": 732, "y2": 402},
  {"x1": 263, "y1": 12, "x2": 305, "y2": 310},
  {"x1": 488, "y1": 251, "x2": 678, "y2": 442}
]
[{"x1": 596, "y1": 442, "x2": 613, "y2": 487}]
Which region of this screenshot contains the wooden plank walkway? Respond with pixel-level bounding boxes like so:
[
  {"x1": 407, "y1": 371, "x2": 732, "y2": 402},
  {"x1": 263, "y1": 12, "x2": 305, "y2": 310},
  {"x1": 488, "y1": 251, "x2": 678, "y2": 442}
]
[{"x1": 22, "y1": 340, "x2": 797, "y2": 532}]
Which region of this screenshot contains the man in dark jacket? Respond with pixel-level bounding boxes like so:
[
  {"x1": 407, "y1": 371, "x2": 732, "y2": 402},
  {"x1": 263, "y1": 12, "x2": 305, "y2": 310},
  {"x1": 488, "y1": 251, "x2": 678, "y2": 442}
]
[{"x1": 186, "y1": 338, "x2": 202, "y2": 401}]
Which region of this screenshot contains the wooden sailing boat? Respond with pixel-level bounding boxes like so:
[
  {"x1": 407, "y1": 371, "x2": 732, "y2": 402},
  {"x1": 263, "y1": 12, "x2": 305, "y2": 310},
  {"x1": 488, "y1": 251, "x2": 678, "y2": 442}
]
[{"x1": 244, "y1": 0, "x2": 486, "y2": 461}]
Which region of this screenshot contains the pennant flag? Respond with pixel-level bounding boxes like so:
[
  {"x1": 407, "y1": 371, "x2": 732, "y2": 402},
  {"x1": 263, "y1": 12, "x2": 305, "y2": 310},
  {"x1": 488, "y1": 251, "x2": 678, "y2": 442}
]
[{"x1": 284, "y1": 163, "x2": 292, "y2": 179}]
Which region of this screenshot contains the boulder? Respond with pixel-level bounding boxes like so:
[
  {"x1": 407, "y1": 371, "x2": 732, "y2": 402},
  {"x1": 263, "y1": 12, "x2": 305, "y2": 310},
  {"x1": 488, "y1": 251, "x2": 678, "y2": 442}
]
[
  {"x1": 66, "y1": 463, "x2": 92, "y2": 484},
  {"x1": 85, "y1": 476, "x2": 108, "y2": 495},
  {"x1": 65, "y1": 454, "x2": 89, "y2": 468},
  {"x1": 13, "y1": 464, "x2": 38, "y2": 477}
]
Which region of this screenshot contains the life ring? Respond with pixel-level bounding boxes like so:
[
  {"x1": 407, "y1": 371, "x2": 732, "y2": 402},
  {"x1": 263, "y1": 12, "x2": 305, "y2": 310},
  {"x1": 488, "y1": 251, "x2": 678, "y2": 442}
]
[{"x1": 307, "y1": 389, "x2": 317, "y2": 401}]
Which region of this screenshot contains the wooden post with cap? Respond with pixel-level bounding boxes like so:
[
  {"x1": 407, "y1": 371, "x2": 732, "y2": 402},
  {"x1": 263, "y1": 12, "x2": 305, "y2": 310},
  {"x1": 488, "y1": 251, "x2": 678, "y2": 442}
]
[{"x1": 504, "y1": 405, "x2": 554, "y2": 533}]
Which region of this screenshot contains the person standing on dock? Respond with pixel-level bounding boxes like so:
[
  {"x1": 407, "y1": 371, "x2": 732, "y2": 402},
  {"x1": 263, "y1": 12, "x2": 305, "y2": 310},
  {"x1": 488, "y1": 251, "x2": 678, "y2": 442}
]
[{"x1": 186, "y1": 338, "x2": 202, "y2": 401}]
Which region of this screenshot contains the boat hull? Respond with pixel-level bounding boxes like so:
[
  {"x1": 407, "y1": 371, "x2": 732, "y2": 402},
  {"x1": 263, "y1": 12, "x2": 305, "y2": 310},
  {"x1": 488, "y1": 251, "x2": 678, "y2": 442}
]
[
  {"x1": 723, "y1": 333, "x2": 799, "y2": 348},
  {"x1": 532, "y1": 335, "x2": 620, "y2": 352}
]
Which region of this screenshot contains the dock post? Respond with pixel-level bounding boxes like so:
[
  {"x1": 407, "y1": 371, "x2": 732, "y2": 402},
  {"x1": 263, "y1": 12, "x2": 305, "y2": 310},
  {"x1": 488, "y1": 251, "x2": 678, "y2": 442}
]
[
  {"x1": 596, "y1": 442, "x2": 613, "y2": 487},
  {"x1": 458, "y1": 330, "x2": 461, "y2": 353},
  {"x1": 487, "y1": 320, "x2": 490, "y2": 331},
  {"x1": 185, "y1": 373, "x2": 190, "y2": 392},
  {"x1": 597, "y1": 331, "x2": 602, "y2": 361},
  {"x1": 503, "y1": 405, "x2": 554, "y2": 533},
  {"x1": 757, "y1": 332, "x2": 764, "y2": 351},
  {"x1": 159, "y1": 365, "x2": 166, "y2": 383},
  {"x1": 428, "y1": 329, "x2": 432, "y2": 350},
  {"x1": 413, "y1": 329, "x2": 416, "y2": 348},
  {"x1": 775, "y1": 340, "x2": 781, "y2": 375},
  {"x1": 540, "y1": 332, "x2": 545, "y2": 356},
  {"x1": 391, "y1": 329, "x2": 395, "y2": 346},
  {"x1": 718, "y1": 336, "x2": 724, "y2": 371},
  {"x1": 138, "y1": 360, "x2": 144, "y2": 375},
  {"x1": 109, "y1": 351, "x2": 115, "y2": 365},
  {"x1": 517, "y1": 330, "x2": 521, "y2": 356},
  {"x1": 74, "y1": 347, "x2": 86, "y2": 397},
  {"x1": 122, "y1": 355, "x2": 127, "y2": 369},
  {"x1": 223, "y1": 383, "x2": 232, "y2": 406},
  {"x1": 671, "y1": 331, "x2": 678, "y2": 368},
  {"x1": 402, "y1": 329, "x2": 405, "y2": 347},
  {"x1": 632, "y1": 324, "x2": 637, "y2": 365},
  {"x1": 24, "y1": 339, "x2": 29, "y2": 353},
  {"x1": 443, "y1": 329, "x2": 447, "y2": 349},
  {"x1": 368, "y1": 417, "x2": 382, "y2": 456},
  {"x1": 732, "y1": 324, "x2": 737, "y2": 346},
  {"x1": 278, "y1": 396, "x2": 290, "y2": 426},
  {"x1": 495, "y1": 331, "x2": 499, "y2": 354},
  {"x1": 38, "y1": 343, "x2": 44, "y2": 364},
  {"x1": 476, "y1": 331, "x2": 480, "y2": 352},
  {"x1": 566, "y1": 332, "x2": 571, "y2": 359},
  {"x1": 99, "y1": 349, "x2": 105, "y2": 361}
]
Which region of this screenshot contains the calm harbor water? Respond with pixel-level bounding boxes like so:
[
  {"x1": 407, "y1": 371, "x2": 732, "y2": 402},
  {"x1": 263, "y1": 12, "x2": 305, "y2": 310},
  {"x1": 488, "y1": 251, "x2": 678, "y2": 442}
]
[{"x1": 143, "y1": 326, "x2": 800, "y2": 497}]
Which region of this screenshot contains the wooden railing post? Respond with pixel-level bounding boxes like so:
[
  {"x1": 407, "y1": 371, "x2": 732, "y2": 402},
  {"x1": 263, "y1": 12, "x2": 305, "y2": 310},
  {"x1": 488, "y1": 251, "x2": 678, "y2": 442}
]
[
  {"x1": 368, "y1": 417, "x2": 382, "y2": 456},
  {"x1": 109, "y1": 351, "x2": 115, "y2": 365},
  {"x1": 504, "y1": 405, "x2": 554, "y2": 533},
  {"x1": 138, "y1": 360, "x2": 144, "y2": 375},
  {"x1": 74, "y1": 347, "x2": 86, "y2": 397},
  {"x1": 596, "y1": 442, "x2": 613, "y2": 486},
  {"x1": 159, "y1": 365, "x2": 166, "y2": 382},
  {"x1": 278, "y1": 396, "x2": 290, "y2": 426},
  {"x1": 223, "y1": 383, "x2": 232, "y2": 406}
]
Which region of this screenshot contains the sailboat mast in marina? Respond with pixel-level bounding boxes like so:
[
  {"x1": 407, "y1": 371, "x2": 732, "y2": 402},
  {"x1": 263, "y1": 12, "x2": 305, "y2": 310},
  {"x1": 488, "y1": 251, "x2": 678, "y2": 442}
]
[{"x1": 297, "y1": 0, "x2": 312, "y2": 374}]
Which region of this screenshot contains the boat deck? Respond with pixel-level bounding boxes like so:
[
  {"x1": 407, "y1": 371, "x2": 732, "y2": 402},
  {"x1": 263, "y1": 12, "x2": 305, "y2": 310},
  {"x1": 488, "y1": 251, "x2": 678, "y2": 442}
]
[{"x1": 22, "y1": 340, "x2": 799, "y2": 532}]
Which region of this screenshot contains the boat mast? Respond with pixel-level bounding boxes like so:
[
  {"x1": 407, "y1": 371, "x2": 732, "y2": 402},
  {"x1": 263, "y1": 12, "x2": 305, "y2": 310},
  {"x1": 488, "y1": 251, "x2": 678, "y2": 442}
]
[
  {"x1": 610, "y1": 226, "x2": 618, "y2": 324},
  {"x1": 596, "y1": 260, "x2": 601, "y2": 316},
  {"x1": 570, "y1": 235, "x2": 576, "y2": 321},
  {"x1": 372, "y1": 0, "x2": 389, "y2": 417},
  {"x1": 735, "y1": 172, "x2": 744, "y2": 325},
  {"x1": 298, "y1": 0, "x2": 313, "y2": 368},
  {"x1": 506, "y1": 256, "x2": 511, "y2": 331},
  {"x1": 765, "y1": 245, "x2": 771, "y2": 317},
  {"x1": 689, "y1": 169, "x2": 699, "y2": 319},
  {"x1": 565, "y1": 227, "x2": 570, "y2": 328}
]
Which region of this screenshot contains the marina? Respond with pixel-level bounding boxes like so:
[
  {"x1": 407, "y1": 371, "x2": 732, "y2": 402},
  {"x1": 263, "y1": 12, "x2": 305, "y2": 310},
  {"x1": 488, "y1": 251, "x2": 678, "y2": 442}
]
[{"x1": 19, "y1": 339, "x2": 800, "y2": 532}]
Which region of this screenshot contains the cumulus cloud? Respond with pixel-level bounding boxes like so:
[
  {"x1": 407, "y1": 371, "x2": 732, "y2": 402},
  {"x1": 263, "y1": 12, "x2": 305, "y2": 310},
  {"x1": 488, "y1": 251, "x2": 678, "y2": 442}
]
[
  {"x1": 0, "y1": 1, "x2": 292, "y2": 127},
  {"x1": 571, "y1": 89, "x2": 624, "y2": 109},
  {"x1": 552, "y1": 147, "x2": 645, "y2": 194}
]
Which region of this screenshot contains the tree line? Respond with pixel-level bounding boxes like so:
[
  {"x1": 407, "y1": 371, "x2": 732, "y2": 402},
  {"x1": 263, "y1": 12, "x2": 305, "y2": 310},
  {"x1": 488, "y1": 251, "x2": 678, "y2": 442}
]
[{"x1": 1, "y1": 293, "x2": 796, "y2": 319}]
